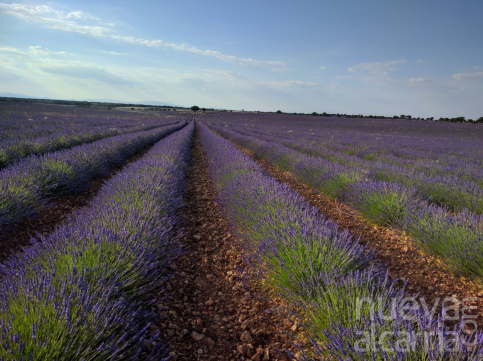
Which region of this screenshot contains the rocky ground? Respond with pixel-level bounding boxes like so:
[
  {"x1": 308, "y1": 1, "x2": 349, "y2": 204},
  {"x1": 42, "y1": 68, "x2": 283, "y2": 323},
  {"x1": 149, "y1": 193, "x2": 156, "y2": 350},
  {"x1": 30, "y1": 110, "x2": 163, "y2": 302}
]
[
  {"x1": 0, "y1": 143, "x2": 155, "y2": 263},
  {"x1": 236, "y1": 145, "x2": 482, "y2": 330},
  {"x1": 152, "y1": 129, "x2": 294, "y2": 360}
]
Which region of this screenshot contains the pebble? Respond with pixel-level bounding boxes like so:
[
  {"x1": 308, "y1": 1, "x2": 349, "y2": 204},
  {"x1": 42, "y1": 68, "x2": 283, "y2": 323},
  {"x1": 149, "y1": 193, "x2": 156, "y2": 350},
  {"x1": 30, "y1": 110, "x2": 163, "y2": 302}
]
[
  {"x1": 205, "y1": 337, "x2": 216, "y2": 346},
  {"x1": 240, "y1": 331, "x2": 252, "y2": 343},
  {"x1": 237, "y1": 345, "x2": 247, "y2": 355},
  {"x1": 191, "y1": 331, "x2": 204, "y2": 341}
]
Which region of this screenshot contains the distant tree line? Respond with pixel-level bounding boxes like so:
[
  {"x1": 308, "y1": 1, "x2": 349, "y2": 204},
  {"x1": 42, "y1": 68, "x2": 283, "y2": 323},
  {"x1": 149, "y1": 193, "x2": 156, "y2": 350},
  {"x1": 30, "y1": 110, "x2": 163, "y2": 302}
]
[
  {"x1": 2, "y1": 96, "x2": 481, "y2": 123},
  {"x1": 274, "y1": 109, "x2": 483, "y2": 124}
]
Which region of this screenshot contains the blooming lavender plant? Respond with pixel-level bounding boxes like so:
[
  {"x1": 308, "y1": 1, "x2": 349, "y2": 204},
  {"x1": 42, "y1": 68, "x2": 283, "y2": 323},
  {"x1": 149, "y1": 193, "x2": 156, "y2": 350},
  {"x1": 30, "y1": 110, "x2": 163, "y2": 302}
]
[
  {"x1": 345, "y1": 180, "x2": 421, "y2": 226},
  {"x1": 209, "y1": 119, "x2": 483, "y2": 214},
  {"x1": 0, "y1": 102, "x2": 182, "y2": 168},
  {"x1": 198, "y1": 122, "x2": 483, "y2": 360},
  {"x1": 0, "y1": 122, "x2": 194, "y2": 359},
  {"x1": 0, "y1": 121, "x2": 187, "y2": 230},
  {"x1": 401, "y1": 204, "x2": 483, "y2": 277},
  {"x1": 207, "y1": 121, "x2": 483, "y2": 280}
]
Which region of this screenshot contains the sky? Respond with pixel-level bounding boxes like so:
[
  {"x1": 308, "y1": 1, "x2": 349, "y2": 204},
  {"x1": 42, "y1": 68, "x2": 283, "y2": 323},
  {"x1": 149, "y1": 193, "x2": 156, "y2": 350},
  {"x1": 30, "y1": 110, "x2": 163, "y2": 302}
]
[{"x1": 0, "y1": 0, "x2": 482, "y2": 118}]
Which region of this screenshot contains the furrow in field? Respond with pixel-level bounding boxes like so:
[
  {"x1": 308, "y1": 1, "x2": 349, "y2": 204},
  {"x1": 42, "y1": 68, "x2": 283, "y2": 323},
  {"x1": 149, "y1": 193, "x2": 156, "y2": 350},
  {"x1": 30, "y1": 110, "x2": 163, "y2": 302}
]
[
  {"x1": 0, "y1": 122, "x2": 194, "y2": 359},
  {"x1": 208, "y1": 123, "x2": 483, "y2": 284},
  {"x1": 0, "y1": 120, "x2": 181, "y2": 170},
  {"x1": 213, "y1": 123, "x2": 483, "y2": 215},
  {"x1": 211, "y1": 124, "x2": 483, "y2": 316},
  {"x1": 152, "y1": 125, "x2": 292, "y2": 360},
  {"x1": 231, "y1": 138, "x2": 483, "y2": 320},
  {"x1": 0, "y1": 141, "x2": 153, "y2": 263},
  {"x1": 0, "y1": 121, "x2": 187, "y2": 230},
  {"x1": 199, "y1": 122, "x2": 483, "y2": 360}
]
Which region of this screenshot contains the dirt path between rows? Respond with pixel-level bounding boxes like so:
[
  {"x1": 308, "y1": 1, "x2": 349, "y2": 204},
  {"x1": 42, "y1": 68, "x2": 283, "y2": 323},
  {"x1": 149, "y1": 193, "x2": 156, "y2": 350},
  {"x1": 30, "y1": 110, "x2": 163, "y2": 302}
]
[
  {"x1": 0, "y1": 143, "x2": 155, "y2": 264},
  {"x1": 152, "y1": 128, "x2": 293, "y2": 361},
  {"x1": 231, "y1": 143, "x2": 483, "y2": 330}
]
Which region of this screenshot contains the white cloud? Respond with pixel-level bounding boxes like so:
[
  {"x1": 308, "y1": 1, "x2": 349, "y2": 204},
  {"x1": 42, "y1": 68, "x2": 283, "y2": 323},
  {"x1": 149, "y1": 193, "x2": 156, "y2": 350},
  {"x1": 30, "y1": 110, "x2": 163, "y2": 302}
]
[
  {"x1": 0, "y1": 2, "x2": 285, "y2": 68},
  {"x1": 319, "y1": 66, "x2": 326, "y2": 69},
  {"x1": 0, "y1": 46, "x2": 26, "y2": 55},
  {"x1": 474, "y1": 66, "x2": 482, "y2": 70},
  {"x1": 0, "y1": 3, "x2": 110, "y2": 36},
  {"x1": 415, "y1": 59, "x2": 427, "y2": 63},
  {"x1": 409, "y1": 78, "x2": 428, "y2": 83},
  {"x1": 29, "y1": 46, "x2": 71, "y2": 55},
  {"x1": 452, "y1": 72, "x2": 483, "y2": 79},
  {"x1": 0, "y1": 4, "x2": 99, "y2": 20},
  {"x1": 348, "y1": 59, "x2": 406, "y2": 75},
  {"x1": 110, "y1": 35, "x2": 286, "y2": 67},
  {"x1": 101, "y1": 50, "x2": 126, "y2": 56}
]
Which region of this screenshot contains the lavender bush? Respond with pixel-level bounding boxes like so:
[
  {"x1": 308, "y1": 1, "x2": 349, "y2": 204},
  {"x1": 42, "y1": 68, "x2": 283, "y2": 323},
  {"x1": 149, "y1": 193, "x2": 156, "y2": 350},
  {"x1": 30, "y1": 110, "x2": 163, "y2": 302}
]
[
  {"x1": 209, "y1": 118, "x2": 483, "y2": 214},
  {"x1": 0, "y1": 102, "x2": 182, "y2": 168},
  {"x1": 198, "y1": 122, "x2": 482, "y2": 360},
  {"x1": 207, "y1": 122, "x2": 483, "y2": 280},
  {"x1": 0, "y1": 121, "x2": 194, "y2": 359},
  {"x1": 0, "y1": 121, "x2": 186, "y2": 229},
  {"x1": 402, "y1": 205, "x2": 483, "y2": 278}
]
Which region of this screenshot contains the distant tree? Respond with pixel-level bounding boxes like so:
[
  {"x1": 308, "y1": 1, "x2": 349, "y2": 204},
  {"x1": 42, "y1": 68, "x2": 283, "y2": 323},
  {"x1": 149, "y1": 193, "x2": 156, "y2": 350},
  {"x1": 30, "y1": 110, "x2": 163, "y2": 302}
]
[
  {"x1": 191, "y1": 105, "x2": 200, "y2": 112},
  {"x1": 311, "y1": 112, "x2": 318, "y2": 116},
  {"x1": 131, "y1": 108, "x2": 135, "y2": 110},
  {"x1": 201, "y1": 108, "x2": 206, "y2": 113},
  {"x1": 276, "y1": 110, "x2": 283, "y2": 114}
]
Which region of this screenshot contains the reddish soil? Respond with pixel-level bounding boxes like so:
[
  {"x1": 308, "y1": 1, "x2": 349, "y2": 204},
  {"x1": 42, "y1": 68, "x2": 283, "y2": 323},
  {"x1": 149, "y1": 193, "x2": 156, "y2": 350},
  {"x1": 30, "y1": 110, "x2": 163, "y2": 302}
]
[
  {"x1": 233, "y1": 144, "x2": 483, "y2": 330},
  {"x1": 0, "y1": 144, "x2": 154, "y2": 264},
  {"x1": 152, "y1": 129, "x2": 294, "y2": 360}
]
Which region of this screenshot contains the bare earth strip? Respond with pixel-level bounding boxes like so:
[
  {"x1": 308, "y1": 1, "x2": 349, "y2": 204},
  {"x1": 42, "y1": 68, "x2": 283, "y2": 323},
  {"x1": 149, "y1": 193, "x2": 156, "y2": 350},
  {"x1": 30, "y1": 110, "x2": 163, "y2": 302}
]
[
  {"x1": 232, "y1": 143, "x2": 483, "y2": 331},
  {"x1": 152, "y1": 128, "x2": 293, "y2": 361},
  {"x1": 0, "y1": 144, "x2": 155, "y2": 264}
]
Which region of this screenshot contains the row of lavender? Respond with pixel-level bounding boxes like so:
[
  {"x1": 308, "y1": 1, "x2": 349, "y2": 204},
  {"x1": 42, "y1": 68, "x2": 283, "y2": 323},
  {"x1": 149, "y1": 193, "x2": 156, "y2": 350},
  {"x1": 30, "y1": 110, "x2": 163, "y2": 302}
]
[
  {"x1": 0, "y1": 121, "x2": 194, "y2": 359},
  {"x1": 212, "y1": 120, "x2": 483, "y2": 214},
  {"x1": 227, "y1": 123, "x2": 483, "y2": 189},
  {"x1": 0, "y1": 102, "x2": 167, "y2": 136},
  {"x1": 208, "y1": 123, "x2": 483, "y2": 280},
  {"x1": 0, "y1": 121, "x2": 186, "y2": 230},
  {"x1": 0, "y1": 103, "x2": 182, "y2": 168},
  {"x1": 198, "y1": 122, "x2": 481, "y2": 360},
  {"x1": 208, "y1": 113, "x2": 483, "y2": 170}
]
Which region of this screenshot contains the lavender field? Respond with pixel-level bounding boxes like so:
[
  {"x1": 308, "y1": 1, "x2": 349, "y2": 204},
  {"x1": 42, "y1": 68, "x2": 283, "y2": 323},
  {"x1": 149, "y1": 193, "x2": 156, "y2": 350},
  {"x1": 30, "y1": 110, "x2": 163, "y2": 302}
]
[{"x1": 1, "y1": 103, "x2": 483, "y2": 360}]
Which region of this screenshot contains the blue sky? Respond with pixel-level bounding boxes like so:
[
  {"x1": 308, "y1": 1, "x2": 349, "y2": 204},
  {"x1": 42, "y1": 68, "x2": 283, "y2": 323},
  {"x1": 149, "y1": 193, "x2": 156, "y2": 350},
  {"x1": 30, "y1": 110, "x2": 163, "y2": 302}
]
[{"x1": 0, "y1": 0, "x2": 482, "y2": 118}]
